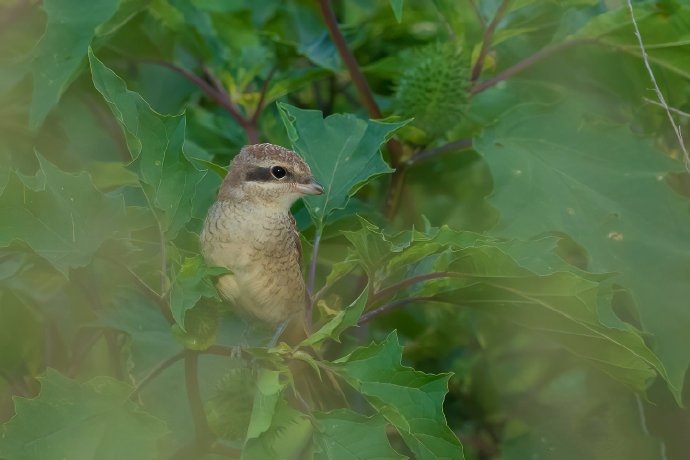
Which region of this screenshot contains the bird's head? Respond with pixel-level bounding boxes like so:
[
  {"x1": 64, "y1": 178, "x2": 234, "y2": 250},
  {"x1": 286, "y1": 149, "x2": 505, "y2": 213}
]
[{"x1": 218, "y1": 143, "x2": 323, "y2": 210}]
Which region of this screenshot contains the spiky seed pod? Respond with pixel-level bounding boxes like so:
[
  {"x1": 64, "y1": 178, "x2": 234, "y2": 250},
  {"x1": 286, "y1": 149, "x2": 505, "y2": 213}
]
[
  {"x1": 206, "y1": 368, "x2": 256, "y2": 440},
  {"x1": 395, "y1": 42, "x2": 471, "y2": 139}
]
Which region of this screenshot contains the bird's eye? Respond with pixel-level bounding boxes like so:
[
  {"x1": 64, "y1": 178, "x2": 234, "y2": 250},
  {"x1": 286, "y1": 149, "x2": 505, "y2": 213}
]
[{"x1": 271, "y1": 166, "x2": 286, "y2": 179}]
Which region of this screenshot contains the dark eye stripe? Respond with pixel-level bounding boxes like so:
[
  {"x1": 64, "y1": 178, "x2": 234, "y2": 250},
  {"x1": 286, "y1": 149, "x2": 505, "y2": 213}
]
[{"x1": 245, "y1": 167, "x2": 291, "y2": 182}]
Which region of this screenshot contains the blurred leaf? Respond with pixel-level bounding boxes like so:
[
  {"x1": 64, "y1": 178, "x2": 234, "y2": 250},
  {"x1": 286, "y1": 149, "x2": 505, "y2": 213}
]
[
  {"x1": 475, "y1": 100, "x2": 690, "y2": 403},
  {"x1": 86, "y1": 161, "x2": 140, "y2": 191},
  {"x1": 278, "y1": 103, "x2": 406, "y2": 228},
  {"x1": 0, "y1": 290, "x2": 42, "y2": 377},
  {"x1": 242, "y1": 369, "x2": 313, "y2": 460},
  {"x1": 301, "y1": 286, "x2": 368, "y2": 348},
  {"x1": 0, "y1": 369, "x2": 167, "y2": 460},
  {"x1": 574, "y1": 5, "x2": 690, "y2": 79},
  {"x1": 314, "y1": 409, "x2": 406, "y2": 460},
  {"x1": 0, "y1": 154, "x2": 127, "y2": 274},
  {"x1": 29, "y1": 0, "x2": 119, "y2": 129},
  {"x1": 332, "y1": 332, "x2": 464, "y2": 460},
  {"x1": 389, "y1": 0, "x2": 404, "y2": 23},
  {"x1": 89, "y1": 50, "x2": 221, "y2": 238},
  {"x1": 96, "y1": 288, "x2": 181, "y2": 377}
]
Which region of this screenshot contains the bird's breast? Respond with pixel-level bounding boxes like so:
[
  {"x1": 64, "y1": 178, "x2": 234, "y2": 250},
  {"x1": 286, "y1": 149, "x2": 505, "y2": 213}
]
[{"x1": 200, "y1": 200, "x2": 305, "y2": 325}]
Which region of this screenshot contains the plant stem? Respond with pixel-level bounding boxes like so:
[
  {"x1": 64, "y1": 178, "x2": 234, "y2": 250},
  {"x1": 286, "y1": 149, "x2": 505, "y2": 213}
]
[
  {"x1": 407, "y1": 138, "x2": 473, "y2": 166},
  {"x1": 184, "y1": 350, "x2": 214, "y2": 445},
  {"x1": 369, "y1": 271, "x2": 461, "y2": 306},
  {"x1": 250, "y1": 66, "x2": 277, "y2": 124},
  {"x1": 358, "y1": 296, "x2": 439, "y2": 324},
  {"x1": 317, "y1": 0, "x2": 381, "y2": 119},
  {"x1": 129, "y1": 350, "x2": 185, "y2": 401},
  {"x1": 472, "y1": 39, "x2": 591, "y2": 94},
  {"x1": 470, "y1": 0, "x2": 512, "y2": 82},
  {"x1": 317, "y1": 0, "x2": 407, "y2": 215},
  {"x1": 149, "y1": 60, "x2": 261, "y2": 143}
]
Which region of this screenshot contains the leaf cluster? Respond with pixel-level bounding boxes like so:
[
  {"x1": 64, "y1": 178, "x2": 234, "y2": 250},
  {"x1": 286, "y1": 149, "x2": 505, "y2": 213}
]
[{"x1": 1, "y1": 0, "x2": 690, "y2": 459}]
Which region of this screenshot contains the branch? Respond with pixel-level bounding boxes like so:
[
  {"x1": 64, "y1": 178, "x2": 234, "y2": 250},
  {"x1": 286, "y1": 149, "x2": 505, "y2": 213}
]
[
  {"x1": 407, "y1": 138, "x2": 473, "y2": 165},
  {"x1": 147, "y1": 61, "x2": 239, "y2": 120},
  {"x1": 144, "y1": 59, "x2": 259, "y2": 144},
  {"x1": 369, "y1": 272, "x2": 461, "y2": 306},
  {"x1": 184, "y1": 350, "x2": 214, "y2": 445},
  {"x1": 470, "y1": 0, "x2": 512, "y2": 82},
  {"x1": 129, "y1": 350, "x2": 185, "y2": 401},
  {"x1": 627, "y1": 0, "x2": 690, "y2": 172},
  {"x1": 472, "y1": 39, "x2": 591, "y2": 94},
  {"x1": 317, "y1": 0, "x2": 381, "y2": 119},
  {"x1": 358, "y1": 296, "x2": 440, "y2": 324}
]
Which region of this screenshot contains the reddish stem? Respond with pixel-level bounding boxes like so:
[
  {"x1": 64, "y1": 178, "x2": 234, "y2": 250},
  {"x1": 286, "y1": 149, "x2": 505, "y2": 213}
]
[
  {"x1": 369, "y1": 272, "x2": 461, "y2": 306},
  {"x1": 472, "y1": 39, "x2": 591, "y2": 94},
  {"x1": 317, "y1": 0, "x2": 381, "y2": 119},
  {"x1": 470, "y1": 0, "x2": 512, "y2": 82},
  {"x1": 358, "y1": 296, "x2": 439, "y2": 324}
]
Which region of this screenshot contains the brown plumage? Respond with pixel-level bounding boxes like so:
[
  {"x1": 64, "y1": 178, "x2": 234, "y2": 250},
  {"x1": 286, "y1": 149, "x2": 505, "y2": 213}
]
[{"x1": 200, "y1": 143, "x2": 323, "y2": 342}]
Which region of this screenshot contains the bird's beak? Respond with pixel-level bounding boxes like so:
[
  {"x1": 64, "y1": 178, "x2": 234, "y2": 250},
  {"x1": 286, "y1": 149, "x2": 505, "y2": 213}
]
[{"x1": 296, "y1": 178, "x2": 324, "y2": 195}]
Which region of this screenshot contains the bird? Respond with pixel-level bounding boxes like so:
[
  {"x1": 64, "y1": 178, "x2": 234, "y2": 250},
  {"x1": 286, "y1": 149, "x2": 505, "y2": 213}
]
[{"x1": 200, "y1": 143, "x2": 323, "y2": 346}]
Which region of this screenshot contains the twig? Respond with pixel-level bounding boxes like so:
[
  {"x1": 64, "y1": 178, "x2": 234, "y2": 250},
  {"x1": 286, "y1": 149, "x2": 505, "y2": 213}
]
[
  {"x1": 628, "y1": 0, "x2": 690, "y2": 171},
  {"x1": 471, "y1": 39, "x2": 591, "y2": 94},
  {"x1": 407, "y1": 138, "x2": 473, "y2": 165},
  {"x1": 317, "y1": 0, "x2": 381, "y2": 119},
  {"x1": 184, "y1": 350, "x2": 214, "y2": 445},
  {"x1": 470, "y1": 0, "x2": 512, "y2": 82},
  {"x1": 358, "y1": 296, "x2": 440, "y2": 324},
  {"x1": 643, "y1": 97, "x2": 690, "y2": 118},
  {"x1": 250, "y1": 66, "x2": 277, "y2": 123},
  {"x1": 368, "y1": 272, "x2": 461, "y2": 306},
  {"x1": 147, "y1": 60, "x2": 261, "y2": 143},
  {"x1": 146, "y1": 60, "x2": 244, "y2": 125},
  {"x1": 129, "y1": 350, "x2": 185, "y2": 401}
]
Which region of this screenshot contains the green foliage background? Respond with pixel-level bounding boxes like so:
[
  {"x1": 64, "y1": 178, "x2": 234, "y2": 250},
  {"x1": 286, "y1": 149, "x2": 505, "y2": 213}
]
[{"x1": 1, "y1": 0, "x2": 690, "y2": 458}]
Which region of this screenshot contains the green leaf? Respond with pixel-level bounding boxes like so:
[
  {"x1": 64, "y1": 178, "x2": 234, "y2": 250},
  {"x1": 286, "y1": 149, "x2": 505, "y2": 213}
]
[
  {"x1": 573, "y1": 5, "x2": 690, "y2": 79},
  {"x1": 474, "y1": 100, "x2": 690, "y2": 402},
  {"x1": 0, "y1": 369, "x2": 167, "y2": 460},
  {"x1": 168, "y1": 255, "x2": 227, "y2": 329},
  {"x1": 332, "y1": 332, "x2": 464, "y2": 460},
  {"x1": 89, "y1": 50, "x2": 220, "y2": 238},
  {"x1": 242, "y1": 369, "x2": 313, "y2": 460},
  {"x1": 430, "y1": 243, "x2": 663, "y2": 394},
  {"x1": 29, "y1": 0, "x2": 119, "y2": 128},
  {"x1": 389, "y1": 0, "x2": 404, "y2": 23},
  {"x1": 278, "y1": 103, "x2": 407, "y2": 228},
  {"x1": 314, "y1": 409, "x2": 406, "y2": 460},
  {"x1": 0, "y1": 154, "x2": 127, "y2": 274},
  {"x1": 244, "y1": 369, "x2": 286, "y2": 442},
  {"x1": 96, "y1": 289, "x2": 182, "y2": 377},
  {"x1": 301, "y1": 287, "x2": 368, "y2": 348}
]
